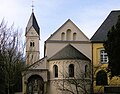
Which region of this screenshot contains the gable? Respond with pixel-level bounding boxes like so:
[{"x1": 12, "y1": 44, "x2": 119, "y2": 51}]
[
  {"x1": 46, "y1": 19, "x2": 89, "y2": 42},
  {"x1": 26, "y1": 27, "x2": 39, "y2": 37},
  {"x1": 28, "y1": 57, "x2": 47, "y2": 69}
]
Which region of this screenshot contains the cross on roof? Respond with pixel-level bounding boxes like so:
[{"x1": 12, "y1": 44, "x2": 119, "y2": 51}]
[{"x1": 31, "y1": 0, "x2": 35, "y2": 12}]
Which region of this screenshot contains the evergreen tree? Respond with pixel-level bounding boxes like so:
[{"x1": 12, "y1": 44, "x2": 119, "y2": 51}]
[
  {"x1": 0, "y1": 60, "x2": 5, "y2": 94},
  {"x1": 104, "y1": 15, "x2": 120, "y2": 77}
]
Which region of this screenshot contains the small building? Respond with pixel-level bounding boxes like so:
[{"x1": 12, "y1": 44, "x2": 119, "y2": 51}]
[{"x1": 91, "y1": 10, "x2": 120, "y2": 94}]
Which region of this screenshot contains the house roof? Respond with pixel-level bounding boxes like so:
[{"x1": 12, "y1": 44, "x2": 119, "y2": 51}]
[
  {"x1": 26, "y1": 12, "x2": 40, "y2": 35},
  {"x1": 48, "y1": 44, "x2": 90, "y2": 61},
  {"x1": 91, "y1": 10, "x2": 120, "y2": 42}
]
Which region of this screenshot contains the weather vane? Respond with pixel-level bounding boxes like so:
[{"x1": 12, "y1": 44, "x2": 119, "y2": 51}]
[{"x1": 31, "y1": 0, "x2": 34, "y2": 12}]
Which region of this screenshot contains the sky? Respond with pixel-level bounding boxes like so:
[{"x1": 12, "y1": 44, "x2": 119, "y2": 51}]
[{"x1": 0, "y1": 0, "x2": 120, "y2": 57}]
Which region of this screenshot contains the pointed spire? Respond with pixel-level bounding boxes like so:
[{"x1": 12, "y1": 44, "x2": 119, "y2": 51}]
[
  {"x1": 26, "y1": 12, "x2": 40, "y2": 35},
  {"x1": 25, "y1": 0, "x2": 39, "y2": 35}
]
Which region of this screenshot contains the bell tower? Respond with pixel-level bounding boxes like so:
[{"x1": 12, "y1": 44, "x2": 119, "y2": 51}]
[{"x1": 25, "y1": 12, "x2": 40, "y2": 65}]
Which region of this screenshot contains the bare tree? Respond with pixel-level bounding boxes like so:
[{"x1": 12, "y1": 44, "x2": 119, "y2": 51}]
[
  {"x1": 52, "y1": 60, "x2": 92, "y2": 94},
  {"x1": 52, "y1": 59, "x2": 110, "y2": 94},
  {"x1": 0, "y1": 19, "x2": 25, "y2": 94}
]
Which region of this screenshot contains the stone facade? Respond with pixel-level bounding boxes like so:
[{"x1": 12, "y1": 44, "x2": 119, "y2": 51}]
[{"x1": 22, "y1": 12, "x2": 92, "y2": 94}]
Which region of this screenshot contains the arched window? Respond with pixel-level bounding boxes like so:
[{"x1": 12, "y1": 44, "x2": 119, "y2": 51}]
[
  {"x1": 85, "y1": 65, "x2": 88, "y2": 78},
  {"x1": 73, "y1": 33, "x2": 77, "y2": 40},
  {"x1": 69, "y1": 64, "x2": 74, "y2": 77},
  {"x1": 53, "y1": 65, "x2": 58, "y2": 78},
  {"x1": 96, "y1": 70, "x2": 108, "y2": 85},
  {"x1": 66, "y1": 29, "x2": 71, "y2": 41},
  {"x1": 33, "y1": 42, "x2": 35, "y2": 47},
  {"x1": 61, "y1": 32, "x2": 65, "y2": 40},
  {"x1": 30, "y1": 42, "x2": 35, "y2": 47},
  {"x1": 30, "y1": 42, "x2": 33, "y2": 47}
]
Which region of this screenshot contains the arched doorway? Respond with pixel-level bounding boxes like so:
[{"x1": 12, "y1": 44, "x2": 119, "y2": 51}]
[
  {"x1": 27, "y1": 75, "x2": 44, "y2": 94},
  {"x1": 96, "y1": 70, "x2": 108, "y2": 86}
]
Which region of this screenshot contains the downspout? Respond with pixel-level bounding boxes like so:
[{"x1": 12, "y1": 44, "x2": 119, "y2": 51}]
[{"x1": 91, "y1": 43, "x2": 94, "y2": 94}]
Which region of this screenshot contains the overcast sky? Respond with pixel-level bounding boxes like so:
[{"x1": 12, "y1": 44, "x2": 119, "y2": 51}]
[{"x1": 0, "y1": 0, "x2": 120, "y2": 57}]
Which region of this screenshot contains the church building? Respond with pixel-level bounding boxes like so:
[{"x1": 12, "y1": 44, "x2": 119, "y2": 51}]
[{"x1": 22, "y1": 11, "x2": 92, "y2": 94}]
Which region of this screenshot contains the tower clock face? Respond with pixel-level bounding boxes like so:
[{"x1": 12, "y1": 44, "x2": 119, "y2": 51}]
[{"x1": 31, "y1": 32, "x2": 33, "y2": 34}]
